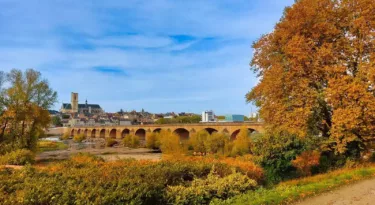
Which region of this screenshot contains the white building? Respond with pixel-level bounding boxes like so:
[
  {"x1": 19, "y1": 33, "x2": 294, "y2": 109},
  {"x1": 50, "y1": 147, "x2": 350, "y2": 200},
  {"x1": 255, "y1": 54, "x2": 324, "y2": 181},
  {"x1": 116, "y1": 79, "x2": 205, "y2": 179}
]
[{"x1": 201, "y1": 110, "x2": 215, "y2": 122}]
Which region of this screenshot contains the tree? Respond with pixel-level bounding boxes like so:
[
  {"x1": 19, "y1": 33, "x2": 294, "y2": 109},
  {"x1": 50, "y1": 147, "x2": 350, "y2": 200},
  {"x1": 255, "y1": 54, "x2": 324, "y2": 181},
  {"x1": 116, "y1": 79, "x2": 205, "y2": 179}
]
[
  {"x1": 0, "y1": 69, "x2": 57, "y2": 153},
  {"x1": 247, "y1": 0, "x2": 375, "y2": 155},
  {"x1": 51, "y1": 116, "x2": 62, "y2": 127},
  {"x1": 231, "y1": 128, "x2": 251, "y2": 156}
]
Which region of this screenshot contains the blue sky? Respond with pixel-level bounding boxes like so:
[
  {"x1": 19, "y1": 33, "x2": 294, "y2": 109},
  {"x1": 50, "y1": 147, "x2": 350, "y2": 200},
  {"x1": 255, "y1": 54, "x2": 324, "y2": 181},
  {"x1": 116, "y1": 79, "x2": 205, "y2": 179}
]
[{"x1": 0, "y1": 0, "x2": 294, "y2": 115}]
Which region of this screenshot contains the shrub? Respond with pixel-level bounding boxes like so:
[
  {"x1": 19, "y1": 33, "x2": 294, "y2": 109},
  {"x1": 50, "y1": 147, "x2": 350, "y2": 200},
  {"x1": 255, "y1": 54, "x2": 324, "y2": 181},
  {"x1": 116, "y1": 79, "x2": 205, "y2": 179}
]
[
  {"x1": 146, "y1": 132, "x2": 161, "y2": 149},
  {"x1": 292, "y1": 151, "x2": 320, "y2": 176},
  {"x1": 251, "y1": 131, "x2": 316, "y2": 184},
  {"x1": 106, "y1": 138, "x2": 118, "y2": 147},
  {"x1": 0, "y1": 149, "x2": 35, "y2": 165},
  {"x1": 205, "y1": 132, "x2": 229, "y2": 154},
  {"x1": 166, "y1": 168, "x2": 257, "y2": 205},
  {"x1": 220, "y1": 156, "x2": 264, "y2": 183},
  {"x1": 231, "y1": 127, "x2": 251, "y2": 156},
  {"x1": 123, "y1": 134, "x2": 140, "y2": 148},
  {"x1": 60, "y1": 132, "x2": 70, "y2": 140},
  {"x1": 73, "y1": 134, "x2": 86, "y2": 143},
  {"x1": 159, "y1": 130, "x2": 184, "y2": 155},
  {"x1": 38, "y1": 140, "x2": 68, "y2": 152},
  {"x1": 0, "y1": 154, "x2": 248, "y2": 204},
  {"x1": 189, "y1": 130, "x2": 210, "y2": 153}
]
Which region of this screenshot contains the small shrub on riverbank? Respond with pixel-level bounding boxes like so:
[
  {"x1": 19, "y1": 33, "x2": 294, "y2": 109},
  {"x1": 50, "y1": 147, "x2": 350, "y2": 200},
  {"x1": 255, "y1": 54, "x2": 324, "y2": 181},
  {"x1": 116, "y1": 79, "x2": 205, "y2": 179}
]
[
  {"x1": 159, "y1": 130, "x2": 185, "y2": 154},
  {"x1": 0, "y1": 149, "x2": 35, "y2": 165},
  {"x1": 231, "y1": 127, "x2": 252, "y2": 156},
  {"x1": 38, "y1": 140, "x2": 68, "y2": 152},
  {"x1": 60, "y1": 132, "x2": 70, "y2": 140},
  {"x1": 146, "y1": 132, "x2": 161, "y2": 149},
  {"x1": 105, "y1": 138, "x2": 118, "y2": 147},
  {"x1": 73, "y1": 134, "x2": 86, "y2": 143},
  {"x1": 123, "y1": 134, "x2": 140, "y2": 148},
  {"x1": 188, "y1": 130, "x2": 210, "y2": 153}
]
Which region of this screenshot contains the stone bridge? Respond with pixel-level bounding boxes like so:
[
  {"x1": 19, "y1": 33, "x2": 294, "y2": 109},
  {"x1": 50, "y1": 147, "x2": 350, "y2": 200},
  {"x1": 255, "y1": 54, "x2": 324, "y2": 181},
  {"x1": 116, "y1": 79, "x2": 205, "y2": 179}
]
[{"x1": 69, "y1": 122, "x2": 264, "y2": 141}]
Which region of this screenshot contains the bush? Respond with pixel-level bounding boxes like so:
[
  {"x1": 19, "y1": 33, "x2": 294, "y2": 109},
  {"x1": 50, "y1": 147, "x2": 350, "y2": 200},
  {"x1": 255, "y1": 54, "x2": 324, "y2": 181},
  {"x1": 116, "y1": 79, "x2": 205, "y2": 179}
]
[
  {"x1": 123, "y1": 134, "x2": 140, "y2": 148},
  {"x1": 146, "y1": 132, "x2": 161, "y2": 149},
  {"x1": 73, "y1": 134, "x2": 86, "y2": 143},
  {"x1": 159, "y1": 130, "x2": 184, "y2": 155},
  {"x1": 38, "y1": 140, "x2": 68, "y2": 152},
  {"x1": 0, "y1": 154, "x2": 252, "y2": 204},
  {"x1": 60, "y1": 132, "x2": 70, "y2": 140},
  {"x1": 251, "y1": 131, "x2": 317, "y2": 184},
  {"x1": 231, "y1": 127, "x2": 252, "y2": 156},
  {"x1": 188, "y1": 130, "x2": 210, "y2": 153},
  {"x1": 166, "y1": 168, "x2": 257, "y2": 205},
  {"x1": 205, "y1": 132, "x2": 229, "y2": 154},
  {"x1": 106, "y1": 138, "x2": 118, "y2": 147},
  {"x1": 0, "y1": 149, "x2": 35, "y2": 165},
  {"x1": 292, "y1": 151, "x2": 320, "y2": 176}
]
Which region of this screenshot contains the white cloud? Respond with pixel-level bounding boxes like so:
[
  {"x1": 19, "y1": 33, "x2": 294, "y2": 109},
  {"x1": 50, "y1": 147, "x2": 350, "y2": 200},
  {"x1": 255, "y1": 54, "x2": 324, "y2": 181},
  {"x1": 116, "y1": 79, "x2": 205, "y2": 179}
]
[{"x1": 0, "y1": 0, "x2": 295, "y2": 114}]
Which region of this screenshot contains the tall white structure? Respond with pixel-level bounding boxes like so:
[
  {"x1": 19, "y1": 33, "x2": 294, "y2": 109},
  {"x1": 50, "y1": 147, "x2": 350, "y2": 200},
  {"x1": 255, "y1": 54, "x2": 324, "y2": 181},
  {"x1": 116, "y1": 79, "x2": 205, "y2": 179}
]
[{"x1": 201, "y1": 110, "x2": 215, "y2": 122}]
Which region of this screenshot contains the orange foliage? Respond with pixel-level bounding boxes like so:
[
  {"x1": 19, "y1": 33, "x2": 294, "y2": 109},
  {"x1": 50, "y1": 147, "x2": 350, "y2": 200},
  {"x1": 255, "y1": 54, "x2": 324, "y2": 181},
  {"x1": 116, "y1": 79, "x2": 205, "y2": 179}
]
[
  {"x1": 292, "y1": 151, "x2": 320, "y2": 176},
  {"x1": 247, "y1": 0, "x2": 375, "y2": 154},
  {"x1": 164, "y1": 155, "x2": 264, "y2": 182}
]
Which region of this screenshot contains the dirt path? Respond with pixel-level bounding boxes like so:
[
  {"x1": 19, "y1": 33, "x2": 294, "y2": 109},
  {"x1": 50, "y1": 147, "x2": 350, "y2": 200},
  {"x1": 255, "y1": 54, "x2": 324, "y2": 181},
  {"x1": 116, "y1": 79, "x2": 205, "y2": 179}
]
[{"x1": 296, "y1": 178, "x2": 375, "y2": 205}]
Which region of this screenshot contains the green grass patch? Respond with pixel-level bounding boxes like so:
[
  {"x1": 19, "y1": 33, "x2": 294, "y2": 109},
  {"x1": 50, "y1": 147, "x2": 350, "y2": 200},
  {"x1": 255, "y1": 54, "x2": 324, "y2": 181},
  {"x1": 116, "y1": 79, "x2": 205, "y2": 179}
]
[
  {"x1": 37, "y1": 140, "x2": 68, "y2": 152},
  {"x1": 211, "y1": 165, "x2": 375, "y2": 205}
]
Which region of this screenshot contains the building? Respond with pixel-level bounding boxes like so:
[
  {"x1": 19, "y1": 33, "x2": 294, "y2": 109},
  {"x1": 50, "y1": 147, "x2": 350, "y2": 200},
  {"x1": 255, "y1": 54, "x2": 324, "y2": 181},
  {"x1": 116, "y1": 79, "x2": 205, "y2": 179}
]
[
  {"x1": 201, "y1": 110, "x2": 215, "y2": 122},
  {"x1": 60, "y1": 92, "x2": 103, "y2": 115},
  {"x1": 225, "y1": 114, "x2": 244, "y2": 122}
]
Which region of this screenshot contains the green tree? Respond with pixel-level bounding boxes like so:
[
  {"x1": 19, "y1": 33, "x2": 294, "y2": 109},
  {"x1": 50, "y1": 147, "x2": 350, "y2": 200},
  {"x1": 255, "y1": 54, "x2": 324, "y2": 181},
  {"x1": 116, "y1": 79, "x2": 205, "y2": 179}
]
[
  {"x1": 51, "y1": 116, "x2": 62, "y2": 127},
  {"x1": 0, "y1": 69, "x2": 57, "y2": 153},
  {"x1": 205, "y1": 132, "x2": 229, "y2": 154}
]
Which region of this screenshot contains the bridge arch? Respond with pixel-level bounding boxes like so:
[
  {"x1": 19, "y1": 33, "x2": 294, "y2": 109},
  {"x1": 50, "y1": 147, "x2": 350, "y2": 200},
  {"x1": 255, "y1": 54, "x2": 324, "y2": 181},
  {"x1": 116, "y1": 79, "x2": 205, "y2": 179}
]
[
  {"x1": 109, "y1": 129, "x2": 117, "y2": 139},
  {"x1": 153, "y1": 128, "x2": 162, "y2": 133},
  {"x1": 121, "y1": 129, "x2": 130, "y2": 138},
  {"x1": 91, "y1": 129, "x2": 96, "y2": 138},
  {"x1": 204, "y1": 128, "x2": 218, "y2": 135},
  {"x1": 135, "y1": 128, "x2": 146, "y2": 141},
  {"x1": 173, "y1": 128, "x2": 190, "y2": 141},
  {"x1": 83, "y1": 129, "x2": 88, "y2": 137},
  {"x1": 230, "y1": 128, "x2": 256, "y2": 140},
  {"x1": 77, "y1": 129, "x2": 81, "y2": 135},
  {"x1": 100, "y1": 129, "x2": 106, "y2": 138},
  {"x1": 71, "y1": 129, "x2": 75, "y2": 137}
]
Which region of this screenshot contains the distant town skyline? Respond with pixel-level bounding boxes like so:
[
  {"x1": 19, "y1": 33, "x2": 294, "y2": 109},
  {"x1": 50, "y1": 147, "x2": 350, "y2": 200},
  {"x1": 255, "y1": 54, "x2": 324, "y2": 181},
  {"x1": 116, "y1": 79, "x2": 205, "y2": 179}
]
[{"x1": 0, "y1": 0, "x2": 294, "y2": 115}]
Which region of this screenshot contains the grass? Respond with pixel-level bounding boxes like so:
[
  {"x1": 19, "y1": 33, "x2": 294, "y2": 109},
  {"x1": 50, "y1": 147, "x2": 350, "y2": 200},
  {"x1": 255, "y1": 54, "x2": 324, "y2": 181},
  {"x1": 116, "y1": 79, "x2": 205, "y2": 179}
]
[
  {"x1": 37, "y1": 140, "x2": 68, "y2": 152},
  {"x1": 211, "y1": 165, "x2": 375, "y2": 205}
]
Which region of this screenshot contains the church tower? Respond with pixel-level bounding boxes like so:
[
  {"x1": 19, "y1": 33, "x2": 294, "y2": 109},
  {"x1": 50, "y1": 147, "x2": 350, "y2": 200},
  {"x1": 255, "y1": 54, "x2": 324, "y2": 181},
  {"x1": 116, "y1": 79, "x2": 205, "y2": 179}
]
[{"x1": 71, "y1": 92, "x2": 79, "y2": 113}]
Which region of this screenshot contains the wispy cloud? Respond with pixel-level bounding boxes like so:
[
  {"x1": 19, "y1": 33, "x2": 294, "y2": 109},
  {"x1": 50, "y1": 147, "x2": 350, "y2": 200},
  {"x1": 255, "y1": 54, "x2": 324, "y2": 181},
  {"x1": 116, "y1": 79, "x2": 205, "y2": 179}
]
[{"x1": 0, "y1": 0, "x2": 294, "y2": 114}]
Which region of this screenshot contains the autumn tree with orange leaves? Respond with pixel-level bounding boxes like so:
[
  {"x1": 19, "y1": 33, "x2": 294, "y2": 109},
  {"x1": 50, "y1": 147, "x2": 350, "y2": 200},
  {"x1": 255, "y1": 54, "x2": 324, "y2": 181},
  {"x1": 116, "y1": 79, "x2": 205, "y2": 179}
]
[{"x1": 247, "y1": 0, "x2": 375, "y2": 154}]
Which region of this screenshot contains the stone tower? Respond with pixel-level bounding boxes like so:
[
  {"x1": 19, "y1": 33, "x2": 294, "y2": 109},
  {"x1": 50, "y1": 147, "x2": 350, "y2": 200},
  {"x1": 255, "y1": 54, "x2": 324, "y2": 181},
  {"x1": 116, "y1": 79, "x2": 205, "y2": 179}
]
[{"x1": 71, "y1": 92, "x2": 79, "y2": 113}]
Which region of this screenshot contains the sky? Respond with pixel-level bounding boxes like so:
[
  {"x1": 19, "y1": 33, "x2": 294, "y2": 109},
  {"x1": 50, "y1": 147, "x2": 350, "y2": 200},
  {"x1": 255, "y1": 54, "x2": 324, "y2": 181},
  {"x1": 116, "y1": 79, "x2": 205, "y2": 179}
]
[{"x1": 0, "y1": 0, "x2": 294, "y2": 115}]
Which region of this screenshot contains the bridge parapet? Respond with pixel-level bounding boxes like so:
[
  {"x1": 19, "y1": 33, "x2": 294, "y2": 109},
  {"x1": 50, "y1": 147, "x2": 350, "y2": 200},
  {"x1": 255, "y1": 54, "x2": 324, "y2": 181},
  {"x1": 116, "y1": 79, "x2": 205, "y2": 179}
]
[{"x1": 69, "y1": 122, "x2": 264, "y2": 141}]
